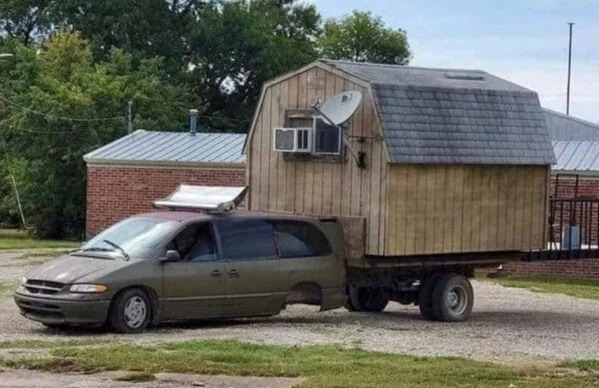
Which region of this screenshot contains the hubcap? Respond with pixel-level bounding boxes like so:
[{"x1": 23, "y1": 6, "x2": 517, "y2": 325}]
[
  {"x1": 123, "y1": 296, "x2": 147, "y2": 328},
  {"x1": 445, "y1": 285, "x2": 467, "y2": 315}
]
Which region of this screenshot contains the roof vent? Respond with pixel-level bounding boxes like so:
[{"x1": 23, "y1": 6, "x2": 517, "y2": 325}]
[
  {"x1": 444, "y1": 73, "x2": 485, "y2": 81},
  {"x1": 189, "y1": 109, "x2": 198, "y2": 135}
]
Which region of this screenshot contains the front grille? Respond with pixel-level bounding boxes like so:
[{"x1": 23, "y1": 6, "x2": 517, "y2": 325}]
[{"x1": 24, "y1": 279, "x2": 65, "y2": 295}]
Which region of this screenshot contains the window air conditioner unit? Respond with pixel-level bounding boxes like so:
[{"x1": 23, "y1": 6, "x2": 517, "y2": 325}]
[{"x1": 273, "y1": 127, "x2": 312, "y2": 153}]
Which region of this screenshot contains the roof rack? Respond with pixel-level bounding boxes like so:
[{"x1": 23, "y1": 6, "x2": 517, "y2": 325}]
[{"x1": 153, "y1": 185, "x2": 247, "y2": 213}]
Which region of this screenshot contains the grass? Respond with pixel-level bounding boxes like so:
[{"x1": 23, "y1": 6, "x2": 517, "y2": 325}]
[
  {"x1": 561, "y1": 359, "x2": 599, "y2": 372},
  {"x1": 0, "y1": 281, "x2": 17, "y2": 297},
  {"x1": 484, "y1": 275, "x2": 599, "y2": 300},
  {"x1": 0, "y1": 229, "x2": 80, "y2": 250},
  {"x1": 1, "y1": 339, "x2": 597, "y2": 387}
]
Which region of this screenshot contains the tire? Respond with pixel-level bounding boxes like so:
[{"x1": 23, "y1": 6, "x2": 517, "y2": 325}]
[
  {"x1": 348, "y1": 287, "x2": 388, "y2": 312},
  {"x1": 418, "y1": 274, "x2": 441, "y2": 321},
  {"x1": 431, "y1": 274, "x2": 474, "y2": 322},
  {"x1": 109, "y1": 288, "x2": 152, "y2": 334}
]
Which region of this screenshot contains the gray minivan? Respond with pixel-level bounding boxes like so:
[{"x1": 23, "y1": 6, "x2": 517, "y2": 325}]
[{"x1": 14, "y1": 211, "x2": 346, "y2": 333}]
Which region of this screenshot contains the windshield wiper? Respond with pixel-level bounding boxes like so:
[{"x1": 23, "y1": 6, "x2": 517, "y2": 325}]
[{"x1": 102, "y1": 239, "x2": 130, "y2": 261}]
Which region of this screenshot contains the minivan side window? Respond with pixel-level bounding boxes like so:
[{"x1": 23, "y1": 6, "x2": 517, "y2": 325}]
[
  {"x1": 273, "y1": 220, "x2": 332, "y2": 258},
  {"x1": 167, "y1": 222, "x2": 217, "y2": 262},
  {"x1": 215, "y1": 219, "x2": 276, "y2": 261}
]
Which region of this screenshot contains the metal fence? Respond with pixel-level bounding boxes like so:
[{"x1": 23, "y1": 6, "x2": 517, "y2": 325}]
[{"x1": 528, "y1": 198, "x2": 599, "y2": 260}]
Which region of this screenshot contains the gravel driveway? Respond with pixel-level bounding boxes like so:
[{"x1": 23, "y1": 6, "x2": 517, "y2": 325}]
[{"x1": 1, "y1": 250, "x2": 598, "y2": 362}]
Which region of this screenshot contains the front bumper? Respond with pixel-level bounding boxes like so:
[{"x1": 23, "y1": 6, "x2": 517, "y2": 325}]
[{"x1": 14, "y1": 292, "x2": 110, "y2": 325}]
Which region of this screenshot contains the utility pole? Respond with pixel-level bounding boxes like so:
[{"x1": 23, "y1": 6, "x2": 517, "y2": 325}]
[{"x1": 566, "y1": 22, "x2": 574, "y2": 116}]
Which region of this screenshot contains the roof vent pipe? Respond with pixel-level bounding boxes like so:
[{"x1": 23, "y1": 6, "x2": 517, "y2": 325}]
[{"x1": 189, "y1": 109, "x2": 198, "y2": 135}]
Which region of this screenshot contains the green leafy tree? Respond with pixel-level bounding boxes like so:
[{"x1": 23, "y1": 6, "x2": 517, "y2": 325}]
[
  {"x1": 0, "y1": 32, "x2": 192, "y2": 238},
  {"x1": 318, "y1": 11, "x2": 411, "y2": 64},
  {"x1": 187, "y1": 0, "x2": 320, "y2": 130},
  {"x1": 0, "y1": 0, "x2": 54, "y2": 45}
]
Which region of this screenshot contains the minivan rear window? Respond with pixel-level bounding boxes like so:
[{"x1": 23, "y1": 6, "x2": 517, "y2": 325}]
[{"x1": 274, "y1": 220, "x2": 332, "y2": 258}]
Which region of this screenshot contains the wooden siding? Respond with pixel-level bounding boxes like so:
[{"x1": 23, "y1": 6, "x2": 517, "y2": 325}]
[
  {"x1": 384, "y1": 164, "x2": 549, "y2": 256},
  {"x1": 247, "y1": 66, "x2": 389, "y2": 256}
]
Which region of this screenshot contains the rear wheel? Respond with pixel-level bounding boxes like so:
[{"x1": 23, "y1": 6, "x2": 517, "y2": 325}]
[
  {"x1": 431, "y1": 274, "x2": 474, "y2": 322},
  {"x1": 109, "y1": 288, "x2": 152, "y2": 334},
  {"x1": 348, "y1": 286, "x2": 388, "y2": 312}
]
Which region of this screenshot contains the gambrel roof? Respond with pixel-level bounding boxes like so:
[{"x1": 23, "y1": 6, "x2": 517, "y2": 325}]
[{"x1": 324, "y1": 60, "x2": 556, "y2": 165}]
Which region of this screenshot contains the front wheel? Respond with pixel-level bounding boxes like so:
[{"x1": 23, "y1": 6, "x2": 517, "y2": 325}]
[{"x1": 109, "y1": 288, "x2": 151, "y2": 334}]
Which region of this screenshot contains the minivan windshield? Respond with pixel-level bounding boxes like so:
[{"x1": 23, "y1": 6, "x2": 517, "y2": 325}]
[{"x1": 79, "y1": 217, "x2": 178, "y2": 259}]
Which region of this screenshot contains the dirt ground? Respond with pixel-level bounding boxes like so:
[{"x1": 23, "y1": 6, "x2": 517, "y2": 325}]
[
  {"x1": 0, "y1": 369, "x2": 303, "y2": 388},
  {"x1": 2, "y1": 250, "x2": 599, "y2": 386}
]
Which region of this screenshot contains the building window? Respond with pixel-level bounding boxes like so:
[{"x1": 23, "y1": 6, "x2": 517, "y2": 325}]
[{"x1": 313, "y1": 117, "x2": 341, "y2": 155}]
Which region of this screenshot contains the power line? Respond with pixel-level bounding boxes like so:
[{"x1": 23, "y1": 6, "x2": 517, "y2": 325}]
[
  {"x1": 0, "y1": 90, "x2": 251, "y2": 132},
  {"x1": 0, "y1": 93, "x2": 124, "y2": 122}
]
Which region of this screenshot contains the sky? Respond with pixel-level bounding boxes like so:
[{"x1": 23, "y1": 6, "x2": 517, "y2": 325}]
[{"x1": 312, "y1": 0, "x2": 599, "y2": 123}]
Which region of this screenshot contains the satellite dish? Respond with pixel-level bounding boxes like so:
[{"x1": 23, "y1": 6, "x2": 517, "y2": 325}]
[{"x1": 316, "y1": 91, "x2": 362, "y2": 126}]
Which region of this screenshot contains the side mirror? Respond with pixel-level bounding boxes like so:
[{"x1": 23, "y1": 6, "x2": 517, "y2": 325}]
[{"x1": 160, "y1": 250, "x2": 181, "y2": 263}]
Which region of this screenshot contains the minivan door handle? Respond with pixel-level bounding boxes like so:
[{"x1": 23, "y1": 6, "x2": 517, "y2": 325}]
[
  {"x1": 228, "y1": 269, "x2": 240, "y2": 278},
  {"x1": 210, "y1": 269, "x2": 222, "y2": 277}
]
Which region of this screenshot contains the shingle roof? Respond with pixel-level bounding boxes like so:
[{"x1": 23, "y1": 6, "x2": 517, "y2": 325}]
[
  {"x1": 544, "y1": 108, "x2": 599, "y2": 141},
  {"x1": 553, "y1": 140, "x2": 599, "y2": 174},
  {"x1": 323, "y1": 60, "x2": 556, "y2": 165},
  {"x1": 84, "y1": 130, "x2": 246, "y2": 166}
]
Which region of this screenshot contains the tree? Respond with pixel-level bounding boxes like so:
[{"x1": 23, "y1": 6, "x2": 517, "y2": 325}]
[
  {"x1": 0, "y1": 32, "x2": 192, "y2": 238},
  {"x1": 187, "y1": 0, "x2": 320, "y2": 130},
  {"x1": 318, "y1": 11, "x2": 411, "y2": 65},
  {"x1": 0, "y1": 0, "x2": 54, "y2": 45}
]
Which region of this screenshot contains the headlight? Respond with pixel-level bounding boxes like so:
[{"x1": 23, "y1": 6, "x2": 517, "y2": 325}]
[
  {"x1": 20, "y1": 276, "x2": 27, "y2": 285},
  {"x1": 69, "y1": 284, "x2": 108, "y2": 293}
]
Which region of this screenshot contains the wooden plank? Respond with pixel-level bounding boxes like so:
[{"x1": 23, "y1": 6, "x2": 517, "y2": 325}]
[
  {"x1": 451, "y1": 166, "x2": 464, "y2": 253},
  {"x1": 402, "y1": 166, "x2": 416, "y2": 255},
  {"x1": 515, "y1": 166, "x2": 527, "y2": 250},
  {"x1": 412, "y1": 166, "x2": 428, "y2": 254},
  {"x1": 369, "y1": 127, "x2": 382, "y2": 254},
  {"x1": 268, "y1": 82, "x2": 283, "y2": 212},
  {"x1": 322, "y1": 70, "x2": 337, "y2": 215},
  {"x1": 294, "y1": 72, "x2": 307, "y2": 213},
  {"x1": 460, "y1": 166, "x2": 474, "y2": 252},
  {"x1": 441, "y1": 166, "x2": 455, "y2": 252},
  {"x1": 333, "y1": 74, "x2": 346, "y2": 216},
  {"x1": 378, "y1": 154, "x2": 387, "y2": 255},
  {"x1": 431, "y1": 166, "x2": 446, "y2": 253},
  {"x1": 477, "y1": 166, "x2": 491, "y2": 251},
  {"x1": 337, "y1": 216, "x2": 366, "y2": 261},
  {"x1": 385, "y1": 167, "x2": 399, "y2": 255},
  {"x1": 284, "y1": 77, "x2": 297, "y2": 212},
  {"x1": 494, "y1": 166, "x2": 508, "y2": 250},
  {"x1": 504, "y1": 166, "x2": 517, "y2": 249},
  {"x1": 484, "y1": 166, "x2": 498, "y2": 251},
  {"x1": 249, "y1": 108, "x2": 263, "y2": 210}
]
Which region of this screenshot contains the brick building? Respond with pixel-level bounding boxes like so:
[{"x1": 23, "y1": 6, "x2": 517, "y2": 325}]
[
  {"x1": 84, "y1": 130, "x2": 246, "y2": 237},
  {"x1": 503, "y1": 109, "x2": 599, "y2": 279}
]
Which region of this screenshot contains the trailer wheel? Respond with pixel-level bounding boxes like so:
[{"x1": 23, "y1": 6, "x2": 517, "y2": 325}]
[
  {"x1": 431, "y1": 274, "x2": 473, "y2": 322},
  {"x1": 418, "y1": 275, "x2": 441, "y2": 320},
  {"x1": 348, "y1": 287, "x2": 388, "y2": 312}
]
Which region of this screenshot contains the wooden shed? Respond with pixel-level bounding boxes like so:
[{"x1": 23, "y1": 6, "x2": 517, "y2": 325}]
[{"x1": 244, "y1": 60, "x2": 556, "y2": 263}]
